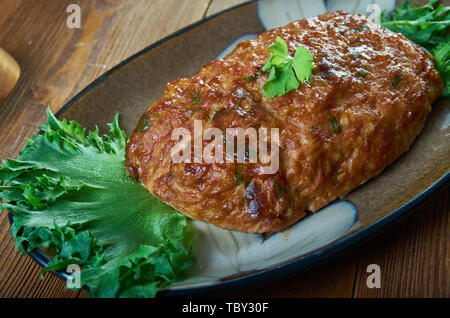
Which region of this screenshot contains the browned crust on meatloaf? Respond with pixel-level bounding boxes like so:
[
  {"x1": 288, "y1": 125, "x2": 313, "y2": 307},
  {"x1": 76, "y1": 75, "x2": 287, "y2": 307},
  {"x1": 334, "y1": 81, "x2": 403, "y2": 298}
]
[{"x1": 126, "y1": 11, "x2": 443, "y2": 233}]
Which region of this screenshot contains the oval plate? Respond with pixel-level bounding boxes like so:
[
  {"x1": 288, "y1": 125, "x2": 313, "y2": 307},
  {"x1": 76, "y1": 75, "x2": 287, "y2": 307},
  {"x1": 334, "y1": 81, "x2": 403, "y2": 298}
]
[{"x1": 17, "y1": 0, "x2": 450, "y2": 296}]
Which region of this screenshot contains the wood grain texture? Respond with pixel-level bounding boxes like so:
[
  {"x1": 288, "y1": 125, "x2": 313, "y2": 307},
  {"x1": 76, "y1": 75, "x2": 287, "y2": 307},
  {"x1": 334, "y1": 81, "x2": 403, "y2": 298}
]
[
  {"x1": 206, "y1": 0, "x2": 250, "y2": 16},
  {"x1": 353, "y1": 187, "x2": 449, "y2": 298},
  {"x1": 0, "y1": 0, "x2": 448, "y2": 298},
  {"x1": 228, "y1": 250, "x2": 360, "y2": 298}
]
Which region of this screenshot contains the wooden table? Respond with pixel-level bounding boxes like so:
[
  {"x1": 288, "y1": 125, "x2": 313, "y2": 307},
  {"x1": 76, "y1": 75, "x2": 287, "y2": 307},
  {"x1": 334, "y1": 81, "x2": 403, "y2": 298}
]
[{"x1": 0, "y1": 0, "x2": 448, "y2": 298}]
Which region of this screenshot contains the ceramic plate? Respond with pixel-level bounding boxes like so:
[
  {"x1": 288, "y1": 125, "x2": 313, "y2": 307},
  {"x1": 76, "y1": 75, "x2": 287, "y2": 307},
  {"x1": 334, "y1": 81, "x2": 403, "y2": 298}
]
[{"x1": 17, "y1": 0, "x2": 450, "y2": 296}]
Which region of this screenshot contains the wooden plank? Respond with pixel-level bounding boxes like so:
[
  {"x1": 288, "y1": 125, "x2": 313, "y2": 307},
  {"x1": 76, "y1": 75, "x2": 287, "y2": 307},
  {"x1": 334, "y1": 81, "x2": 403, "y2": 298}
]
[
  {"x1": 206, "y1": 0, "x2": 249, "y2": 16},
  {"x1": 353, "y1": 187, "x2": 449, "y2": 297},
  {"x1": 0, "y1": 0, "x2": 210, "y2": 298},
  {"x1": 0, "y1": 0, "x2": 23, "y2": 26},
  {"x1": 228, "y1": 250, "x2": 359, "y2": 297}
]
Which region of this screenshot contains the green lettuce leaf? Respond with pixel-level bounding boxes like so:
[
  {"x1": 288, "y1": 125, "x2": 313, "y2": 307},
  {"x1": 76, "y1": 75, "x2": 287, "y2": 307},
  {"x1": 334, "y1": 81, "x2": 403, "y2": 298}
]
[
  {"x1": 381, "y1": 0, "x2": 450, "y2": 97},
  {"x1": 0, "y1": 108, "x2": 196, "y2": 298}
]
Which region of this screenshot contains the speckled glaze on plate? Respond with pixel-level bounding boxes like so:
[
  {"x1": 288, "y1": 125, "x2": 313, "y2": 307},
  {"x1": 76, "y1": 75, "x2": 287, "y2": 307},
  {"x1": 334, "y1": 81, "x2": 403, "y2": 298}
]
[{"x1": 18, "y1": 0, "x2": 449, "y2": 296}]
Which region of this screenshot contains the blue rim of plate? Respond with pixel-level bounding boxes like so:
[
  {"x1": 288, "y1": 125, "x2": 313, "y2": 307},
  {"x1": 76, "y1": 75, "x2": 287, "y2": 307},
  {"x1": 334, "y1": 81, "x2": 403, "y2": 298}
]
[{"x1": 8, "y1": 0, "x2": 450, "y2": 296}]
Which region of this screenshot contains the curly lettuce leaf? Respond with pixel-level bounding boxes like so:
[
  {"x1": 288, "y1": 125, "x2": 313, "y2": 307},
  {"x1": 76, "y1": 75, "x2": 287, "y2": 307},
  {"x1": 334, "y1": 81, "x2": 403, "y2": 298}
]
[
  {"x1": 0, "y1": 108, "x2": 196, "y2": 298},
  {"x1": 433, "y1": 41, "x2": 450, "y2": 96},
  {"x1": 381, "y1": 0, "x2": 450, "y2": 97}
]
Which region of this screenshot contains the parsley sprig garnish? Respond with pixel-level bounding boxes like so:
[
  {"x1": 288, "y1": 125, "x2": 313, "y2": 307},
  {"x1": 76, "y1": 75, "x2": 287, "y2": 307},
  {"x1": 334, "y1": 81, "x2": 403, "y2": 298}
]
[{"x1": 261, "y1": 36, "x2": 315, "y2": 98}]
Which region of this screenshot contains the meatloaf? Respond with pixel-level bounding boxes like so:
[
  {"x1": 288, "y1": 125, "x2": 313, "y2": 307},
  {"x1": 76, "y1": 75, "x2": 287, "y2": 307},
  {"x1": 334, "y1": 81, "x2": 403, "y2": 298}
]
[{"x1": 126, "y1": 11, "x2": 443, "y2": 233}]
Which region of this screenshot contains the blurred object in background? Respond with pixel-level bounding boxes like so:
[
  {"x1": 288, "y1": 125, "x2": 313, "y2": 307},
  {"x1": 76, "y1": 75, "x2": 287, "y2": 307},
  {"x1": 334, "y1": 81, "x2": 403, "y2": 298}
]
[
  {"x1": 258, "y1": 0, "x2": 326, "y2": 29},
  {"x1": 0, "y1": 47, "x2": 20, "y2": 101},
  {"x1": 325, "y1": 0, "x2": 396, "y2": 15}
]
